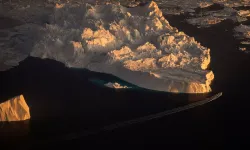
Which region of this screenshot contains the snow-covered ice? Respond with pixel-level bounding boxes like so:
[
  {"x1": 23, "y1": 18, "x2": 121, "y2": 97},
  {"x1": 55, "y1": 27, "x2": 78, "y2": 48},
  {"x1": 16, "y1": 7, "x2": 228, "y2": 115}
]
[{"x1": 0, "y1": 1, "x2": 214, "y2": 93}]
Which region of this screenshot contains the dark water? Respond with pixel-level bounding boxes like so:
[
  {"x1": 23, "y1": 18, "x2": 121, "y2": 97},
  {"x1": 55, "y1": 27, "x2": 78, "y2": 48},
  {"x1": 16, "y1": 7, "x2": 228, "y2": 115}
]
[
  {"x1": 1, "y1": 4, "x2": 250, "y2": 150},
  {"x1": 0, "y1": 57, "x2": 210, "y2": 148}
]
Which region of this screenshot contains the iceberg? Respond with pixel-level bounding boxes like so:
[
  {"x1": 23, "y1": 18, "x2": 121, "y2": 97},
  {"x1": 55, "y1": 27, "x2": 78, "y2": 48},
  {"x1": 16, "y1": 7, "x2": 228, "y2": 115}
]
[
  {"x1": 0, "y1": 95, "x2": 30, "y2": 122},
  {"x1": 105, "y1": 82, "x2": 130, "y2": 89},
  {"x1": 1, "y1": 1, "x2": 214, "y2": 93},
  {"x1": 31, "y1": 1, "x2": 214, "y2": 93}
]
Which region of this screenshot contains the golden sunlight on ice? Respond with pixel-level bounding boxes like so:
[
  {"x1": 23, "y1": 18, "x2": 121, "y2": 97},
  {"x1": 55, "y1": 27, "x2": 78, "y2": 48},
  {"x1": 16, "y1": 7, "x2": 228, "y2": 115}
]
[{"x1": 0, "y1": 95, "x2": 30, "y2": 122}]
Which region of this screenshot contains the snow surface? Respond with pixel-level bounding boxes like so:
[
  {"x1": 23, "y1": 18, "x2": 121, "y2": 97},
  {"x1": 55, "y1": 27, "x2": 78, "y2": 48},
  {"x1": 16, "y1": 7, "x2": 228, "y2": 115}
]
[{"x1": 0, "y1": 1, "x2": 214, "y2": 93}]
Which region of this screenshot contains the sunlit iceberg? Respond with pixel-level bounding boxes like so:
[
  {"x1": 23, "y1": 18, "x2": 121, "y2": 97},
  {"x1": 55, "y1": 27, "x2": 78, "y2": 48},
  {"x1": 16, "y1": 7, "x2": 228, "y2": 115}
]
[{"x1": 1, "y1": 1, "x2": 214, "y2": 93}]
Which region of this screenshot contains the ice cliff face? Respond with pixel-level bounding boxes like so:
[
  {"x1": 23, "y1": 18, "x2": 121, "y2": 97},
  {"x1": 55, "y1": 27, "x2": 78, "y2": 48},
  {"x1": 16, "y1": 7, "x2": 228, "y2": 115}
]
[
  {"x1": 0, "y1": 95, "x2": 30, "y2": 122},
  {"x1": 28, "y1": 1, "x2": 214, "y2": 93}
]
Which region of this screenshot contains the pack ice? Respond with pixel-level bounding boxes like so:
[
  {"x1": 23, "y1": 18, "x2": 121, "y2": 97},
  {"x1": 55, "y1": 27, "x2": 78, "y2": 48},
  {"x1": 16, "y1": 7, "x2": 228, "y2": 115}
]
[{"x1": 2, "y1": 1, "x2": 215, "y2": 93}]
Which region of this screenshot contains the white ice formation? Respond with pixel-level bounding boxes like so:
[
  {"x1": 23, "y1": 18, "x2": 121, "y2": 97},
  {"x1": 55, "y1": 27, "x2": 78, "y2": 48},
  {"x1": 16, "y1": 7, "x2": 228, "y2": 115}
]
[
  {"x1": 1, "y1": 1, "x2": 214, "y2": 93},
  {"x1": 105, "y1": 82, "x2": 130, "y2": 89}
]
